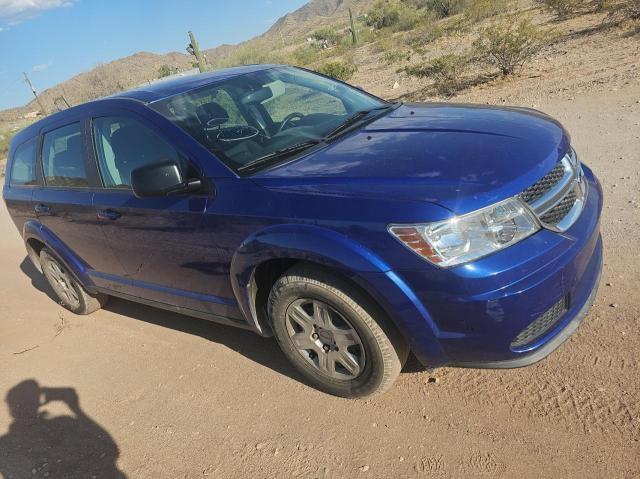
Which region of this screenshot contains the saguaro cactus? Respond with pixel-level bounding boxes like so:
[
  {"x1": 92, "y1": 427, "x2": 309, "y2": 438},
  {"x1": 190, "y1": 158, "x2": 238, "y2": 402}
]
[
  {"x1": 186, "y1": 31, "x2": 208, "y2": 73},
  {"x1": 349, "y1": 8, "x2": 358, "y2": 46}
]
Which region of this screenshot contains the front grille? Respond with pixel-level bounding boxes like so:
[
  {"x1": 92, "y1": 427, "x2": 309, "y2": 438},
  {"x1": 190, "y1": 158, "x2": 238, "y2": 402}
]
[
  {"x1": 520, "y1": 163, "x2": 566, "y2": 204},
  {"x1": 519, "y1": 150, "x2": 587, "y2": 232},
  {"x1": 511, "y1": 296, "x2": 569, "y2": 349},
  {"x1": 540, "y1": 189, "x2": 577, "y2": 225}
]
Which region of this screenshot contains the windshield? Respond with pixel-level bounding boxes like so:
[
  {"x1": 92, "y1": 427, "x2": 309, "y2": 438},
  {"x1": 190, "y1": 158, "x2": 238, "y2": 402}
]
[{"x1": 150, "y1": 66, "x2": 387, "y2": 174}]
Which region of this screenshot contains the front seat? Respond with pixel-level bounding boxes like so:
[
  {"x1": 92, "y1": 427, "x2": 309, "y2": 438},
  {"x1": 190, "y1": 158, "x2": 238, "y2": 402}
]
[{"x1": 110, "y1": 124, "x2": 173, "y2": 186}]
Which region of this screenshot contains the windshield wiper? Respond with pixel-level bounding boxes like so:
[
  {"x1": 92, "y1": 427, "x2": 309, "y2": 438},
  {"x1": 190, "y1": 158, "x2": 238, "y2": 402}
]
[
  {"x1": 237, "y1": 140, "x2": 321, "y2": 173},
  {"x1": 324, "y1": 104, "x2": 395, "y2": 142}
]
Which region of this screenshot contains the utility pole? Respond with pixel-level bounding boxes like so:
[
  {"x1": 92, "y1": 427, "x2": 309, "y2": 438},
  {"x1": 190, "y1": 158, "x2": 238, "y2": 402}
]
[
  {"x1": 186, "y1": 31, "x2": 208, "y2": 73},
  {"x1": 23, "y1": 72, "x2": 47, "y2": 115}
]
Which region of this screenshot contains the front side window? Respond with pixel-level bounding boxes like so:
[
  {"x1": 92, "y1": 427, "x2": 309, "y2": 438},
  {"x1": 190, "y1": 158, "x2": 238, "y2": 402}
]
[
  {"x1": 42, "y1": 123, "x2": 88, "y2": 187},
  {"x1": 9, "y1": 138, "x2": 38, "y2": 186},
  {"x1": 151, "y1": 66, "x2": 386, "y2": 174},
  {"x1": 93, "y1": 116, "x2": 192, "y2": 188}
]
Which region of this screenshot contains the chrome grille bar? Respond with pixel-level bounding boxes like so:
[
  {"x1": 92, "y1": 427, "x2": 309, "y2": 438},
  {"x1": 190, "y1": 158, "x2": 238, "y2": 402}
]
[{"x1": 520, "y1": 149, "x2": 587, "y2": 233}]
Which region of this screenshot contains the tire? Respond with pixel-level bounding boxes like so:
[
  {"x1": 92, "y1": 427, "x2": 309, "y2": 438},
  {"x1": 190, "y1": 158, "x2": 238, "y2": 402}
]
[
  {"x1": 39, "y1": 248, "x2": 108, "y2": 315},
  {"x1": 268, "y1": 264, "x2": 408, "y2": 398}
]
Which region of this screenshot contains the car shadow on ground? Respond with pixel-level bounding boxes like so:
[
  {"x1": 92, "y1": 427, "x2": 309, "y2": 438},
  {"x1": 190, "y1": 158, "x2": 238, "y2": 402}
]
[
  {"x1": 19, "y1": 257, "x2": 429, "y2": 387},
  {"x1": 20, "y1": 257, "x2": 60, "y2": 304},
  {"x1": 0, "y1": 379, "x2": 126, "y2": 478}
]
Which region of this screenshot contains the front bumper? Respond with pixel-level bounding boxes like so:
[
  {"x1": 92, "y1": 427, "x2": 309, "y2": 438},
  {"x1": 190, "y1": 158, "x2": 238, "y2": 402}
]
[
  {"x1": 359, "y1": 166, "x2": 603, "y2": 368},
  {"x1": 451, "y1": 234, "x2": 602, "y2": 368}
]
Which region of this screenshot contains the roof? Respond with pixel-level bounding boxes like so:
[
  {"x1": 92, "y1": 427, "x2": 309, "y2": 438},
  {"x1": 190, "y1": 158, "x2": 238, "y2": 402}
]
[{"x1": 110, "y1": 64, "x2": 279, "y2": 103}]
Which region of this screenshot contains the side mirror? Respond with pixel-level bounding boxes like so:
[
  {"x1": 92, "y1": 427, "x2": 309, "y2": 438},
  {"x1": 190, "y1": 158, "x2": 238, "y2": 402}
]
[{"x1": 131, "y1": 160, "x2": 202, "y2": 198}]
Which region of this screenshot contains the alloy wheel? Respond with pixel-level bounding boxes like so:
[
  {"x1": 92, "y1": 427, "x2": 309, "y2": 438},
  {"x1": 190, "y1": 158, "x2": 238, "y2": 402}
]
[{"x1": 285, "y1": 298, "x2": 366, "y2": 380}]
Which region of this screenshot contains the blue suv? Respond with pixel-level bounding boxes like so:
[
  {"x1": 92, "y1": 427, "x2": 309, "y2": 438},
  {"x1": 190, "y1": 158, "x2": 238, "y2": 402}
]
[{"x1": 3, "y1": 65, "x2": 603, "y2": 397}]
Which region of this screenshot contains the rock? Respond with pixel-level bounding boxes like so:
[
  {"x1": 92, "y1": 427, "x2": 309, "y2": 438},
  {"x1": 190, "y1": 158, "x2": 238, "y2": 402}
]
[
  {"x1": 359, "y1": 465, "x2": 370, "y2": 472},
  {"x1": 393, "y1": 81, "x2": 399, "y2": 89},
  {"x1": 256, "y1": 442, "x2": 267, "y2": 450},
  {"x1": 427, "y1": 377, "x2": 439, "y2": 384},
  {"x1": 606, "y1": 282, "x2": 613, "y2": 287},
  {"x1": 610, "y1": 303, "x2": 618, "y2": 308}
]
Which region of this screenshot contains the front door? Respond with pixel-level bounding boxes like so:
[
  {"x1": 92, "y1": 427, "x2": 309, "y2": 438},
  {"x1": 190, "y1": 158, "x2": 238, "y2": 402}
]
[{"x1": 90, "y1": 114, "x2": 238, "y2": 319}]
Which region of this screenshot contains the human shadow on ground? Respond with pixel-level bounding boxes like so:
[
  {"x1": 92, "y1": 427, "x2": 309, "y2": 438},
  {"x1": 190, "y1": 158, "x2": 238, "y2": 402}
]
[{"x1": 0, "y1": 379, "x2": 126, "y2": 478}]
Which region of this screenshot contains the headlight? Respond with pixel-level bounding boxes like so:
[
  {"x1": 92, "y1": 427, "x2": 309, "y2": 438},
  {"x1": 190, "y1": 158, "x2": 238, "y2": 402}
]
[{"x1": 389, "y1": 197, "x2": 540, "y2": 267}]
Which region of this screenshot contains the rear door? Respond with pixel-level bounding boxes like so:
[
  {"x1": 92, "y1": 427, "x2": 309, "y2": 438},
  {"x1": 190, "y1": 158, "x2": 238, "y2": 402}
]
[{"x1": 32, "y1": 120, "x2": 122, "y2": 280}]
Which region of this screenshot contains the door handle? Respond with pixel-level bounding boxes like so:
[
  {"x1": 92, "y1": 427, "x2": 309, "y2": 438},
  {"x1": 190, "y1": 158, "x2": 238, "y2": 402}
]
[
  {"x1": 34, "y1": 203, "x2": 51, "y2": 215},
  {"x1": 97, "y1": 209, "x2": 122, "y2": 221}
]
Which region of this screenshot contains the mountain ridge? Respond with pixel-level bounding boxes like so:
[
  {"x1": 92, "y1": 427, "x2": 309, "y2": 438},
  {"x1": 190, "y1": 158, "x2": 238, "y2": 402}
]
[{"x1": 1, "y1": 0, "x2": 372, "y2": 122}]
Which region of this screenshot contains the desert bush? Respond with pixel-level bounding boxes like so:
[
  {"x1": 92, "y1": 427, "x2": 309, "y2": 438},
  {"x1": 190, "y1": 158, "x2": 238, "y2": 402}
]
[
  {"x1": 473, "y1": 18, "x2": 548, "y2": 76},
  {"x1": 316, "y1": 61, "x2": 358, "y2": 81},
  {"x1": 311, "y1": 28, "x2": 342, "y2": 46},
  {"x1": 157, "y1": 64, "x2": 173, "y2": 78},
  {"x1": 382, "y1": 49, "x2": 413, "y2": 64},
  {"x1": 370, "y1": 32, "x2": 396, "y2": 53},
  {"x1": 605, "y1": 0, "x2": 640, "y2": 21},
  {"x1": 222, "y1": 43, "x2": 287, "y2": 67},
  {"x1": 366, "y1": 0, "x2": 402, "y2": 29},
  {"x1": 292, "y1": 44, "x2": 321, "y2": 65},
  {"x1": 397, "y1": 5, "x2": 429, "y2": 30},
  {"x1": 535, "y1": 0, "x2": 582, "y2": 18},
  {"x1": 464, "y1": 0, "x2": 510, "y2": 21},
  {"x1": 426, "y1": 0, "x2": 467, "y2": 17},
  {"x1": 404, "y1": 53, "x2": 470, "y2": 95}
]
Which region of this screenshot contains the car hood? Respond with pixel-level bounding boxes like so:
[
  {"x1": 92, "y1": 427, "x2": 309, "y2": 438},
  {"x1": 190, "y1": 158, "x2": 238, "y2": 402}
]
[{"x1": 252, "y1": 103, "x2": 571, "y2": 215}]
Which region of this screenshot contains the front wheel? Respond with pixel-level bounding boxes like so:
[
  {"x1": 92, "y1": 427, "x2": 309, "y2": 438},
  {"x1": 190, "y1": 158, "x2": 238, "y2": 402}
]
[
  {"x1": 268, "y1": 264, "x2": 408, "y2": 398},
  {"x1": 39, "y1": 248, "x2": 108, "y2": 315}
]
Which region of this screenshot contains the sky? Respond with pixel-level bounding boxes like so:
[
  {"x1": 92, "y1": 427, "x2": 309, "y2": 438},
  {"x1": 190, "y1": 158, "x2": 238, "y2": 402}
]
[{"x1": 0, "y1": 0, "x2": 309, "y2": 110}]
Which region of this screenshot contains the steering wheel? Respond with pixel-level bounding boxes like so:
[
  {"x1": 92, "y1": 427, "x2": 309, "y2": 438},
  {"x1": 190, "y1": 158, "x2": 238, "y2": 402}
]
[
  {"x1": 205, "y1": 124, "x2": 260, "y2": 142},
  {"x1": 277, "y1": 112, "x2": 305, "y2": 133}
]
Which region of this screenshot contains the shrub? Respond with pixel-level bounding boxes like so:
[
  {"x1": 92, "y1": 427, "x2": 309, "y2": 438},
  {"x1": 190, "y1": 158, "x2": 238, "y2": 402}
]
[
  {"x1": 396, "y1": 6, "x2": 424, "y2": 30},
  {"x1": 473, "y1": 18, "x2": 548, "y2": 76},
  {"x1": 464, "y1": 0, "x2": 510, "y2": 21},
  {"x1": 535, "y1": 0, "x2": 582, "y2": 18},
  {"x1": 292, "y1": 44, "x2": 321, "y2": 65},
  {"x1": 404, "y1": 53, "x2": 470, "y2": 95},
  {"x1": 316, "y1": 61, "x2": 358, "y2": 81},
  {"x1": 157, "y1": 64, "x2": 173, "y2": 78},
  {"x1": 426, "y1": 0, "x2": 467, "y2": 17},
  {"x1": 382, "y1": 49, "x2": 413, "y2": 64},
  {"x1": 366, "y1": 0, "x2": 402, "y2": 29},
  {"x1": 311, "y1": 28, "x2": 342, "y2": 46},
  {"x1": 605, "y1": 0, "x2": 640, "y2": 21}
]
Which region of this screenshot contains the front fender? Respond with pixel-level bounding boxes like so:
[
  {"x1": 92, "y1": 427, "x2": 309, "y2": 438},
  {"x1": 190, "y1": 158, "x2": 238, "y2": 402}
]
[
  {"x1": 22, "y1": 220, "x2": 95, "y2": 291},
  {"x1": 230, "y1": 224, "x2": 391, "y2": 334},
  {"x1": 229, "y1": 224, "x2": 445, "y2": 364}
]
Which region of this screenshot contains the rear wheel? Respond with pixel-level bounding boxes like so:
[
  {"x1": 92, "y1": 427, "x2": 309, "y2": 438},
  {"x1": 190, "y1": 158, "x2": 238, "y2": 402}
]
[
  {"x1": 268, "y1": 264, "x2": 408, "y2": 398},
  {"x1": 39, "y1": 248, "x2": 108, "y2": 315}
]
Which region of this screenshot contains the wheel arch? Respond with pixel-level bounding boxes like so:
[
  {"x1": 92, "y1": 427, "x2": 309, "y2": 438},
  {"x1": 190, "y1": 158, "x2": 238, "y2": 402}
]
[
  {"x1": 22, "y1": 220, "x2": 95, "y2": 290},
  {"x1": 230, "y1": 224, "x2": 392, "y2": 335}
]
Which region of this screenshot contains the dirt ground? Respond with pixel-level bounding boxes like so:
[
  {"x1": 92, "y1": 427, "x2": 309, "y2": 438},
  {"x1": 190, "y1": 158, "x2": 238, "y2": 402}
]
[{"x1": 1, "y1": 25, "x2": 640, "y2": 479}]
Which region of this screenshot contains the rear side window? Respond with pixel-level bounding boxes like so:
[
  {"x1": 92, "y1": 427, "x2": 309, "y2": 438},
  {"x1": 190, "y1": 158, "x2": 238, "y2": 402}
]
[
  {"x1": 9, "y1": 138, "x2": 38, "y2": 186},
  {"x1": 92, "y1": 116, "x2": 191, "y2": 188},
  {"x1": 42, "y1": 123, "x2": 88, "y2": 187}
]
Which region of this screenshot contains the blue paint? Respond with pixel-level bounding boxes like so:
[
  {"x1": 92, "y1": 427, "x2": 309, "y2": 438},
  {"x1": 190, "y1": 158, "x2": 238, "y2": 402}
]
[{"x1": 3, "y1": 66, "x2": 603, "y2": 368}]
